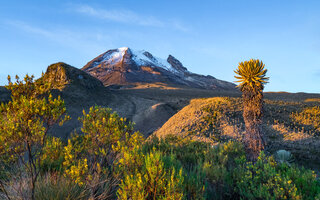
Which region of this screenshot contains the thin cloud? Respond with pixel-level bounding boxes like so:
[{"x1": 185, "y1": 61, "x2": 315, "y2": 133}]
[
  {"x1": 5, "y1": 20, "x2": 54, "y2": 38},
  {"x1": 315, "y1": 70, "x2": 320, "y2": 78},
  {"x1": 170, "y1": 19, "x2": 190, "y2": 32},
  {"x1": 75, "y1": 5, "x2": 164, "y2": 27},
  {"x1": 73, "y1": 4, "x2": 189, "y2": 31},
  {"x1": 3, "y1": 20, "x2": 112, "y2": 53}
]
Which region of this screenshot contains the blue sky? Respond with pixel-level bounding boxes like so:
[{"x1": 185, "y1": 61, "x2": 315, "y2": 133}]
[{"x1": 0, "y1": 0, "x2": 319, "y2": 92}]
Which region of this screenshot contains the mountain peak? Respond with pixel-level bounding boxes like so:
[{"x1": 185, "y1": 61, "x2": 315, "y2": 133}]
[
  {"x1": 81, "y1": 48, "x2": 236, "y2": 90},
  {"x1": 167, "y1": 55, "x2": 188, "y2": 72}
]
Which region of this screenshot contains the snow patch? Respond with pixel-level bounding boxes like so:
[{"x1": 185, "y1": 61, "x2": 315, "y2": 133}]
[
  {"x1": 130, "y1": 49, "x2": 181, "y2": 74},
  {"x1": 91, "y1": 47, "x2": 128, "y2": 68}
]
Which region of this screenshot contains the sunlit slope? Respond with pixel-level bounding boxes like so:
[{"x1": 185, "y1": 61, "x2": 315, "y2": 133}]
[{"x1": 153, "y1": 97, "x2": 320, "y2": 162}]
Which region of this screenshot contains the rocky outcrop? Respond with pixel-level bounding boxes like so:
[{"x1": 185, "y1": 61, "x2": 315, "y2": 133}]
[
  {"x1": 82, "y1": 47, "x2": 236, "y2": 90},
  {"x1": 167, "y1": 55, "x2": 187, "y2": 72},
  {"x1": 44, "y1": 62, "x2": 103, "y2": 90}
]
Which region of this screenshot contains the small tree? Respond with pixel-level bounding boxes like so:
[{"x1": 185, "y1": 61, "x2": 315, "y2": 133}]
[
  {"x1": 0, "y1": 74, "x2": 69, "y2": 200},
  {"x1": 63, "y1": 106, "x2": 144, "y2": 199},
  {"x1": 234, "y1": 59, "x2": 269, "y2": 161}
]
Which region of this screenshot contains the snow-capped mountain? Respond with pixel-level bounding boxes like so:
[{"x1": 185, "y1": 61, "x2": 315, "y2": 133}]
[{"x1": 82, "y1": 47, "x2": 236, "y2": 90}]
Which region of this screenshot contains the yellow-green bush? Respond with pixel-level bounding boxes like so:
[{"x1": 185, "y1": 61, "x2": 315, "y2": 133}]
[
  {"x1": 63, "y1": 106, "x2": 144, "y2": 199},
  {"x1": 132, "y1": 135, "x2": 208, "y2": 199},
  {"x1": 117, "y1": 150, "x2": 184, "y2": 200},
  {"x1": 0, "y1": 74, "x2": 69, "y2": 200},
  {"x1": 40, "y1": 136, "x2": 65, "y2": 173}
]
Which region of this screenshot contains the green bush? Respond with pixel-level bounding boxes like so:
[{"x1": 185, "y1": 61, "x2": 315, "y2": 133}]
[
  {"x1": 117, "y1": 149, "x2": 184, "y2": 200},
  {"x1": 234, "y1": 152, "x2": 320, "y2": 200},
  {"x1": 144, "y1": 135, "x2": 208, "y2": 169},
  {"x1": 183, "y1": 163, "x2": 207, "y2": 200},
  {"x1": 141, "y1": 136, "x2": 320, "y2": 200},
  {"x1": 202, "y1": 141, "x2": 246, "y2": 199},
  {"x1": 277, "y1": 164, "x2": 320, "y2": 200}
]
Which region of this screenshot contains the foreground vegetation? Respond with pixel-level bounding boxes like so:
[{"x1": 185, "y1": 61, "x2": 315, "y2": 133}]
[
  {"x1": 0, "y1": 72, "x2": 319, "y2": 199},
  {"x1": 1, "y1": 131, "x2": 320, "y2": 199}
]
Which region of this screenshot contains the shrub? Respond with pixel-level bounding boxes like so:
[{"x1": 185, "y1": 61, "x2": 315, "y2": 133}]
[
  {"x1": 183, "y1": 163, "x2": 207, "y2": 200},
  {"x1": 63, "y1": 106, "x2": 144, "y2": 199},
  {"x1": 234, "y1": 152, "x2": 320, "y2": 200},
  {"x1": 0, "y1": 74, "x2": 69, "y2": 200},
  {"x1": 117, "y1": 150, "x2": 184, "y2": 200},
  {"x1": 143, "y1": 136, "x2": 210, "y2": 199},
  {"x1": 144, "y1": 135, "x2": 208, "y2": 169},
  {"x1": 278, "y1": 164, "x2": 320, "y2": 200},
  {"x1": 203, "y1": 141, "x2": 246, "y2": 199}
]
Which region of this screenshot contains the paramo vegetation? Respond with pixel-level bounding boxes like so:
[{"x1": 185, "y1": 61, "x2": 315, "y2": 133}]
[{"x1": 0, "y1": 61, "x2": 320, "y2": 200}]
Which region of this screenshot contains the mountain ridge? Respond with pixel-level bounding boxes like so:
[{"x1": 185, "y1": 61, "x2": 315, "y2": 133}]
[{"x1": 82, "y1": 47, "x2": 236, "y2": 90}]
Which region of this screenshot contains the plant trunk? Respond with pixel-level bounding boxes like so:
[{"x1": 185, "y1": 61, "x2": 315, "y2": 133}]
[{"x1": 242, "y1": 88, "x2": 265, "y2": 162}]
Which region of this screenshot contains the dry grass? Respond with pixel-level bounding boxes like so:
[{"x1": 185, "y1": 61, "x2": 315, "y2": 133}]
[
  {"x1": 153, "y1": 97, "x2": 239, "y2": 143},
  {"x1": 269, "y1": 123, "x2": 311, "y2": 141},
  {"x1": 291, "y1": 106, "x2": 320, "y2": 132},
  {"x1": 0, "y1": 172, "x2": 87, "y2": 200},
  {"x1": 305, "y1": 98, "x2": 320, "y2": 103},
  {"x1": 125, "y1": 82, "x2": 180, "y2": 90},
  {"x1": 265, "y1": 124, "x2": 320, "y2": 165},
  {"x1": 0, "y1": 172, "x2": 31, "y2": 200}
]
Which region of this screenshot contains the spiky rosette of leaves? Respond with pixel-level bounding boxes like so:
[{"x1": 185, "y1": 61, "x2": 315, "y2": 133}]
[{"x1": 234, "y1": 59, "x2": 269, "y2": 91}]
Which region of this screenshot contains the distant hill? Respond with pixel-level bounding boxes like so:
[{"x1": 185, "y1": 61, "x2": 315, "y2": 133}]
[
  {"x1": 43, "y1": 62, "x2": 104, "y2": 90},
  {"x1": 82, "y1": 47, "x2": 236, "y2": 90}
]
